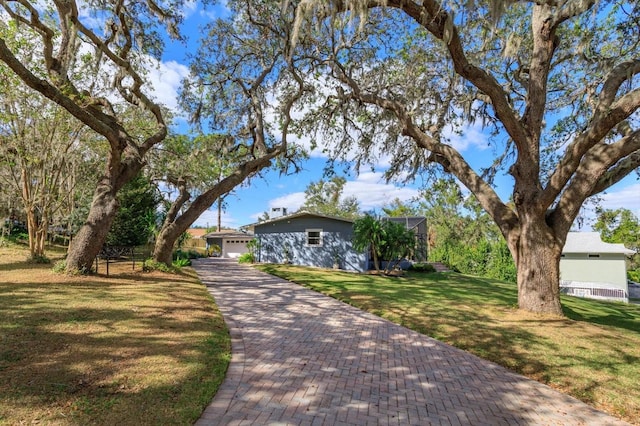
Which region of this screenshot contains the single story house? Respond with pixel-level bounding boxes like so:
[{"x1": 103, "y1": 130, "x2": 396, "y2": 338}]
[
  {"x1": 242, "y1": 211, "x2": 369, "y2": 272},
  {"x1": 560, "y1": 232, "x2": 635, "y2": 303},
  {"x1": 203, "y1": 230, "x2": 254, "y2": 259}
]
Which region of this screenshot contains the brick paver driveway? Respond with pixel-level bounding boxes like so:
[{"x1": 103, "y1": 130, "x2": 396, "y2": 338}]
[{"x1": 193, "y1": 258, "x2": 626, "y2": 425}]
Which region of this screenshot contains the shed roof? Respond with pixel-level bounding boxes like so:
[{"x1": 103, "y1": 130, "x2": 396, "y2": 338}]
[
  {"x1": 563, "y1": 232, "x2": 635, "y2": 255},
  {"x1": 203, "y1": 230, "x2": 253, "y2": 239}
]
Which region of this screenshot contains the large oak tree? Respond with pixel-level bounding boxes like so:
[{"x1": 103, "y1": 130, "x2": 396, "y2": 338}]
[
  {"x1": 288, "y1": 0, "x2": 640, "y2": 315},
  {"x1": 149, "y1": 0, "x2": 310, "y2": 265},
  {"x1": 0, "y1": 0, "x2": 179, "y2": 272}
]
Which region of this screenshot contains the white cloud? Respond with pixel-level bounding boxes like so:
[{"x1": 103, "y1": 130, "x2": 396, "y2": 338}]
[
  {"x1": 199, "y1": 1, "x2": 230, "y2": 19},
  {"x1": 573, "y1": 180, "x2": 640, "y2": 231},
  {"x1": 145, "y1": 59, "x2": 190, "y2": 113},
  {"x1": 343, "y1": 173, "x2": 420, "y2": 211},
  {"x1": 192, "y1": 209, "x2": 239, "y2": 229},
  {"x1": 267, "y1": 192, "x2": 307, "y2": 213},
  {"x1": 253, "y1": 172, "x2": 420, "y2": 220},
  {"x1": 180, "y1": 0, "x2": 199, "y2": 18},
  {"x1": 601, "y1": 182, "x2": 640, "y2": 218},
  {"x1": 443, "y1": 121, "x2": 491, "y2": 152}
]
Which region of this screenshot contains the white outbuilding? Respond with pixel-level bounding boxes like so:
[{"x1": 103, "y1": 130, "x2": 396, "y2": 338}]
[{"x1": 560, "y1": 232, "x2": 635, "y2": 303}]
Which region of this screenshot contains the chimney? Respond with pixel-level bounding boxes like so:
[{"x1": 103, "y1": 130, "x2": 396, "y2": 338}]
[{"x1": 270, "y1": 207, "x2": 288, "y2": 218}]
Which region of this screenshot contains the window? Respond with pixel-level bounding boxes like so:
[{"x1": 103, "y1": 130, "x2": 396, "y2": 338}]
[
  {"x1": 588, "y1": 254, "x2": 600, "y2": 258},
  {"x1": 306, "y1": 229, "x2": 322, "y2": 246}
]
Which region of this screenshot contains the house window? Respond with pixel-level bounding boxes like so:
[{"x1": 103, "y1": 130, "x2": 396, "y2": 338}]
[
  {"x1": 306, "y1": 229, "x2": 322, "y2": 246},
  {"x1": 588, "y1": 254, "x2": 600, "y2": 258}
]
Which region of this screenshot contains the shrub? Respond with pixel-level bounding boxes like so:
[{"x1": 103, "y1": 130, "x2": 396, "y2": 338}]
[
  {"x1": 172, "y1": 258, "x2": 191, "y2": 268},
  {"x1": 207, "y1": 244, "x2": 221, "y2": 257},
  {"x1": 409, "y1": 263, "x2": 436, "y2": 273},
  {"x1": 173, "y1": 249, "x2": 203, "y2": 261},
  {"x1": 29, "y1": 254, "x2": 51, "y2": 264},
  {"x1": 238, "y1": 253, "x2": 255, "y2": 264},
  {"x1": 52, "y1": 260, "x2": 66, "y2": 273},
  {"x1": 185, "y1": 249, "x2": 204, "y2": 259},
  {"x1": 142, "y1": 259, "x2": 173, "y2": 273}
]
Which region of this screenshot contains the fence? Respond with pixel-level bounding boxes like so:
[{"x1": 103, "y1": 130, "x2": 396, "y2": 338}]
[{"x1": 560, "y1": 280, "x2": 628, "y2": 303}]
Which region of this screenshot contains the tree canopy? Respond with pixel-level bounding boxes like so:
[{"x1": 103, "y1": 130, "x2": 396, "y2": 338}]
[
  {"x1": 300, "y1": 176, "x2": 361, "y2": 219},
  {"x1": 0, "y1": 0, "x2": 182, "y2": 272},
  {"x1": 287, "y1": 0, "x2": 640, "y2": 314},
  {"x1": 594, "y1": 207, "x2": 640, "y2": 278}
]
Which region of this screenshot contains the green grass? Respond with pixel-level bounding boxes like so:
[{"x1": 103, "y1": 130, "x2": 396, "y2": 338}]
[
  {"x1": 257, "y1": 264, "x2": 640, "y2": 424},
  {"x1": 0, "y1": 243, "x2": 230, "y2": 425}
]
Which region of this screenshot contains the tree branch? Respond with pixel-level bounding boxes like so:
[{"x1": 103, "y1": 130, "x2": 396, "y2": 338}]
[
  {"x1": 0, "y1": 37, "x2": 116, "y2": 140},
  {"x1": 551, "y1": 130, "x2": 640, "y2": 234},
  {"x1": 328, "y1": 54, "x2": 519, "y2": 239},
  {"x1": 385, "y1": 0, "x2": 529, "y2": 147},
  {"x1": 541, "y1": 61, "x2": 640, "y2": 208},
  {"x1": 589, "y1": 134, "x2": 640, "y2": 196}
]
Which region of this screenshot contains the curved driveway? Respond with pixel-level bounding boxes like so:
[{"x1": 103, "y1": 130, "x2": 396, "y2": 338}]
[{"x1": 193, "y1": 258, "x2": 626, "y2": 425}]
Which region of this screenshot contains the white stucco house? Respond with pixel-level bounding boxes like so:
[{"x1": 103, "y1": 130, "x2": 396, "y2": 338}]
[{"x1": 560, "y1": 232, "x2": 635, "y2": 303}]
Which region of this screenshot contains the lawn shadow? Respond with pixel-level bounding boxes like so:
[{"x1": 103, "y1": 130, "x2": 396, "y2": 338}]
[{"x1": 0, "y1": 278, "x2": 230, "y2": 425}]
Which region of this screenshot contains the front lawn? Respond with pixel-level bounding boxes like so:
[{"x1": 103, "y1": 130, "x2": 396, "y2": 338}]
[
  {"x1": 0, "y1": 243, "x2": 230, "y2": 425},
  {"x1": 257, "y1": 264, "x2": 640, "y2": 424}
]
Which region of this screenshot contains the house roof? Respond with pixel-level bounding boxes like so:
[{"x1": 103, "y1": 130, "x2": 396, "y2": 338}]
[
  {"x1": 203, "y1": 230, "x2": 253, "y2": 239},
  {"x1": 186, "y1": 228, "x2": 208, "y2": 239},
  {"x1": 242, "y1": 210, "x2": 355, "y2": 231},
  {"x1": 563, "y1": 232, "x2": 635, "y2": 255}
]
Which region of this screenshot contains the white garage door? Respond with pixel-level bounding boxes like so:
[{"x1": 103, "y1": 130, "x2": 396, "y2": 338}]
[{"x1": 223, "y1": 239, "x2": 250, "y2": 258}]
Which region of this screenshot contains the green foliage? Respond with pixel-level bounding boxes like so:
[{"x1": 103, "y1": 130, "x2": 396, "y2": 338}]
[
  {"x1": 173, "y1": 249, "x2": 203, "y2": 261},
  {"x1": 408, "y1": 263, "x2": 436, "y2": 273},
  {"x1": 207, "y1": 244, "x2": 221, "y2": 257},
  {"x1": 238, "y1": 252, "x2": 255, "y2": 264},
  {"x1": 246, "y1": 238, "x2": 260, "y2": 256},
  {"x1": 628, "y1": 270, "x2": 639, "y2": 283},
  {"x1": 172, "y1": 258, "x2": 191, "y2": 268},
  {"x1": 594, "y1": 208, "x2": 640, "y2": 274},
  {"x1": 419, "y1": 178, "x2": 516, "y2": 282},
  {"x1": 106, "y1": 173, "x2": 160, "y2": 247},
  {"x1": 28, "y1": 254, "x2": 50, "y2": 264},
  {"x1": 52, "y1": 260, "x2": 66, "y2": 273},
  {"x1": 382, "y1": 198, "x2": 420, "y2": 217},
  {"x1": 1, "y1": 221, "x2": 28, "y2": 244},
  {"x1": 142, "y1": 259, "x2": 173, "y2": 273},
  {"x1": 353, "y1": 215, "x2": 417, "y2": 274},
  {"x1": 177, "y1": 232, "x2": 191, "y2": 249},
  {"x1": 353, "y1": 214, "x2": 385, "y2": 271},
  {"x1": 300, "y1": 176, "x2": 360, "y2": 219},
  {"x1": 380, "y1": 220, "x2": 415, "y2": 273}
]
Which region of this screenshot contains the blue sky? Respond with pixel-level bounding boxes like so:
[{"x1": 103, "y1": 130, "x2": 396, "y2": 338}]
[{"x1": 145, "y1": 2, "x2": 639, "y2": 230}]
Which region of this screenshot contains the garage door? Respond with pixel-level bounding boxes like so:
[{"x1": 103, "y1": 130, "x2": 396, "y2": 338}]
[{"x1": 223, "y1": 239, "x2": 251, "y2": 258}]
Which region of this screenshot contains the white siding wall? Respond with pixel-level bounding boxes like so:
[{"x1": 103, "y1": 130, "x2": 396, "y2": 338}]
[{"x1": 560, "y1": 253, "x2": 628, "y2": 291}]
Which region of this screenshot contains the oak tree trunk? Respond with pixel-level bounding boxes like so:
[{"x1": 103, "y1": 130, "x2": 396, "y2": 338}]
[
  {"x1": 153, "y1": 223, "x2": 182, "y2": 266},
  {"x1": 513, "y1": 220, "x2": 564, "y2": 316},
  {"x1": 65, "y1": 180, "x2": 120, "y2": 272},
  {"x1": 152, "y1": 154, "x2": 280, "y2": 266}
]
